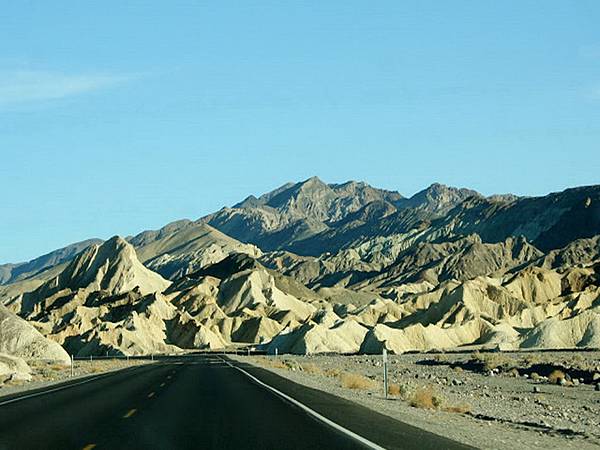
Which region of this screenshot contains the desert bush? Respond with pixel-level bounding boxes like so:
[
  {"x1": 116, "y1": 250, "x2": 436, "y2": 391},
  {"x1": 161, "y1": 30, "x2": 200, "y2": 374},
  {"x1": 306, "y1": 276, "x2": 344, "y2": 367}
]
[
  {"x1": 452, "y1": 366, "x2": 464, "y2": 373},
  {"x1": 387, "y1": 383, "x2": 403, "y2": 396},
  {"x1": 522, "y1": 354, "x2": 542, "y2": 367},
  {"x1": 261, "y1": 358, "x2": 287, "y2": 369},
  {"x1": 481, "y1": 353, "x2": 511, "y2": 371},
  {"x1": 324, "y1": 368, "x2": 341, "y2": 378},
  {"x1": 530, "y1": 372, "x2": 540, "y2": 381},
  {"x1": 471, "y1": 351, "x2": 510, "y2": 371},
  {"x1": 507, "y1": 368, "x2": 519, "y2": 377},
  {"x1": 301, "y1": 363, "x2": 323, "y2": 376},
  {"x1": 340, "y1": 372, "x2": 376, "y2": 390},
  {"x1": 409, "y1": 386, "x2": 443, "y2": 409},
  {"x1": 282, "y1": 359, "x2": 302, "y2": 371},
  {"x1": 548, "y1": 370, "x2": 566, "y2": 385},
  {"x1": 443, "y1": 403, "x2": 472, "y2": 414}
]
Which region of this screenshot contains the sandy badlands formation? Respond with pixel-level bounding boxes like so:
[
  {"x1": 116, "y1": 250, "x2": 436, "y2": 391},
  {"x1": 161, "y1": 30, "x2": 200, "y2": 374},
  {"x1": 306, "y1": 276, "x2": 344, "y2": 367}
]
[{"x1": 0, "y1": 178, "x2": 599, "y2": 363}]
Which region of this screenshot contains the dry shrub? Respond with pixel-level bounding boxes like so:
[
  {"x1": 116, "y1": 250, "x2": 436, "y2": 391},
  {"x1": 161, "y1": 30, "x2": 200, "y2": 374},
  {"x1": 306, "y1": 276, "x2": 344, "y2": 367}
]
[
  {"x1": 481, "y1": 353, "x2": 511, "y2": 371},
  {"x1": 548, "y1": 370, "x2": 566, "y2": 385},
  {"x1": 409, "y1": 386, "x2": 443, "y2": 409},
  {"x1": 453, "y1": 366, "x2": 464, "y2": 373},
  {"x1": 282, "y1": 359, "x2": 302, "y2": 371},
  {"x1": 340, "y1": 372, "x2": 376, "y2": 390},
  {"x1": 507, "y1": 368, "x2": 519, "y2": 378},
  {"x1": 570, "y1": 354, "x2": 585, "y2": 369},
  {"x1": 262, "y1": 358, "x2": 287, "y2": 369},
  {"x1": 324, "y1": 368, "x2": 341, "y2": 378},
  {"x1": 522, "y1": 354, "x2": 542, "y2": 367},
  {"x1": 302, "y1": 363, "x2": 323, "y2": 376},
  {"x1": 387, "y1": 383, "x2": 403, "y2": 396},
  {"x1": 530, "y1": 372, "x2": 540, "y2": 381},
  {"x1": 444, "y1": 403, "x2": 472, "y2": 414}
]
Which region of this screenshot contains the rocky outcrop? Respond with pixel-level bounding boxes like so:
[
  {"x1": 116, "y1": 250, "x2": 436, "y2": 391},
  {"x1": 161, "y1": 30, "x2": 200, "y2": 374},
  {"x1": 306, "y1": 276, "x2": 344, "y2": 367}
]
[
  {"x1": 2, "y1": 179, "x2": 600, "y2": 357},
  {"x1": 0, "y1": 353, "x2": 32, "y2": 383},
  {"x1": 132, "y1": 221, "x2": 262, "y2": 280},
  {"x1": 0, "y1": 305, "x2": 70, "y2": 364}
]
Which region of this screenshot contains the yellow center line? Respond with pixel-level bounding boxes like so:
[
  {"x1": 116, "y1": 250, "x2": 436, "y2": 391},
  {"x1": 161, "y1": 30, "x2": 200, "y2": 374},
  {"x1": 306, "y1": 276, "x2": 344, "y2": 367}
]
[
  {"x1": 82, "y1": 445, "x2": 96, "y2": 450},
  {"x1": 123, "y1": 408, "x2": 137, "y2": 419},
  {"x1": 148, "y1": 392, "x2": 155, "y2": 398}
]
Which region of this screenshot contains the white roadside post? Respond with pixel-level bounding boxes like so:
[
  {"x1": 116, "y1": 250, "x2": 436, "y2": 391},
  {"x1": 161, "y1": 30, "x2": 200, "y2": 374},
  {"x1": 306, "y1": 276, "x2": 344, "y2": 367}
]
[
  {"x1": 70, "y1": 354, "x2": 74, "y2": 378},
  {"x1": 275, "y1": 348, "x2": 278, "y2": 357},
  {"x1": 383, "y1": 348, "x2": 388, "y2": 399}
]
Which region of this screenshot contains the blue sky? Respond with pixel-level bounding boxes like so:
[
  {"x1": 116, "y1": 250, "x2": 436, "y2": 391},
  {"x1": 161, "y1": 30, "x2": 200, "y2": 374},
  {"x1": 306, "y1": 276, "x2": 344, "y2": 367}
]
[{"x1": 1, "y1": 1, "x2": 599, "y2": 263}]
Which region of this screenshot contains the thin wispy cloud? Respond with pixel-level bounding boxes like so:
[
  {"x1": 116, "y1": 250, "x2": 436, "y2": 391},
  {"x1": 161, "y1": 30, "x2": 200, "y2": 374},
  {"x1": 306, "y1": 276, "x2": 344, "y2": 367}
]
[{"x1": 0, "y1": 70, "x2": 134, "y2": 106}]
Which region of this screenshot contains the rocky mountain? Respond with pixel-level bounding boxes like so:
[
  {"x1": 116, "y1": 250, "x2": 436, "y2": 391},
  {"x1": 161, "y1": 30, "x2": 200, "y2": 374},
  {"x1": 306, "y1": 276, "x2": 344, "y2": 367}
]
[
  {"x1": 23, "y1": 236, "x2": 171, "y2": 304},
  {"x1": 398, "y1": 183, "x2": 481, "y2": 215},
  {"x1": 0, "y1": 305, "x2": 70, "y2": 364},
  {"x1": 1, "y1": 178, "x2": 599, "y2": 358},
  {"x1": 0, "y1": 239, "x2": 101, "y2": 285},
  {"x1": 131, "y1": 221, "x2": 262, "y2": 280},
  {"x1": 203, "y1": 178, "x2": 482, "y2": 256}
]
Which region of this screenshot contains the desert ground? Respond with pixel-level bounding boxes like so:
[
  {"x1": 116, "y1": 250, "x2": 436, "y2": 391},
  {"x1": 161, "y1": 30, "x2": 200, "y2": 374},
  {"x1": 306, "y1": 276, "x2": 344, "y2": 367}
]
[{"x1": 234, "y1": 350, "x2": 600, "y2": 450}]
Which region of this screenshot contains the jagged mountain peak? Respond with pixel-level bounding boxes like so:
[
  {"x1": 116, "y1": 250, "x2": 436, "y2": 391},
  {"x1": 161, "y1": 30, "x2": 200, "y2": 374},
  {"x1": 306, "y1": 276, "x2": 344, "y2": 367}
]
[
  {"x1": 54, "y1": 236, "x2": 170, "y2": 296},
  {"x1": 0, "y1": 238, "x2": 103, "y2": 285},
  {"x1": 404, "y1": 183, "x2": 482, "y2": 215}
]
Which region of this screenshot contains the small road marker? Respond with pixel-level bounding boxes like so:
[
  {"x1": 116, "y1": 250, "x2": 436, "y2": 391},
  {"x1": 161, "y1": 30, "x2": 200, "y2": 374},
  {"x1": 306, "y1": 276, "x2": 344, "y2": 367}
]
[
  {"x1": 160, "y1": 382, "x2": 166, "y2": 387},
  {"x1": 81, "y1": 445, "x2": 96, "y2": 450},
  {"x1": 123, "y1": 408, "x2": 137, "y2": 419},
  {"x1": 148, "y1": 392, "x2": 155, "y2": 398}
]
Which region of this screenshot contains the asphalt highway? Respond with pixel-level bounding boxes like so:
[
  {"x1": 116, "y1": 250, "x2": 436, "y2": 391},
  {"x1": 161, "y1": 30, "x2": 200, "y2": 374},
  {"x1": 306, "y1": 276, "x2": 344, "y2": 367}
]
[{"x1": 0, "y1": 355, "x2": 474, "y2": 450}]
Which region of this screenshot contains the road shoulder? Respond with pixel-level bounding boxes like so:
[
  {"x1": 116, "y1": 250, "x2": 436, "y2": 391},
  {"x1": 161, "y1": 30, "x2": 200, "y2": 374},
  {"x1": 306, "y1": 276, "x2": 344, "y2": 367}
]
[{"x1": 225, "y1": 355, "x2": 474, "y2": 450}]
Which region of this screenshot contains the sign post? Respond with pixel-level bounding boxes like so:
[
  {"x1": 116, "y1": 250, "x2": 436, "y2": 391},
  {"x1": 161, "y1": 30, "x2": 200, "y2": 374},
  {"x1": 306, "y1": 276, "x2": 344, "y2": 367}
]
[{"x1": 383, "y1": 348, "x2": 388, "y2": 399}]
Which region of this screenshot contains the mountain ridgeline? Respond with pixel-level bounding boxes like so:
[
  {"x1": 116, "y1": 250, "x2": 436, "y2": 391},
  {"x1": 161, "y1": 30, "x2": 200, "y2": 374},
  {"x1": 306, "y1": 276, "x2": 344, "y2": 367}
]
[{"x1": 1, "y1": 178, "x2": 600, "y2": 358}]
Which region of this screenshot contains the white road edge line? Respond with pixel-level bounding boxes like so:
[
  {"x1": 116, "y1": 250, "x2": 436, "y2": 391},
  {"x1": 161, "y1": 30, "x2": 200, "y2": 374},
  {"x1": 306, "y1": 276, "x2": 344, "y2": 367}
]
[
  {"x1": 220, "y1": 357, "x2": 386, "y2": 450},
  {"x1": 0, "y1": 365, "x2": 146, "y2": 407}
]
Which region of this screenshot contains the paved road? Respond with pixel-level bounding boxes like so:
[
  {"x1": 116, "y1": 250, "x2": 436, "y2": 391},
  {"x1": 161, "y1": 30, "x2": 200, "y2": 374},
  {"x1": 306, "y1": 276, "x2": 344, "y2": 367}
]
[{"x1": 0, "y1": 355, "x2": 474, "y2": 450}]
